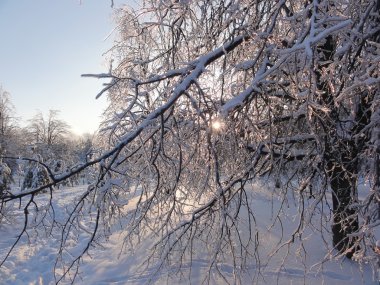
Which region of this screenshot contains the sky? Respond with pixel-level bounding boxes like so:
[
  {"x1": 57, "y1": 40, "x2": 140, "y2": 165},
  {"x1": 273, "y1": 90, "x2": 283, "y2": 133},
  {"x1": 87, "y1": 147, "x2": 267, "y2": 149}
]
[{"x1": 0, "y1": 0, "x2": 129, "y2": 135}]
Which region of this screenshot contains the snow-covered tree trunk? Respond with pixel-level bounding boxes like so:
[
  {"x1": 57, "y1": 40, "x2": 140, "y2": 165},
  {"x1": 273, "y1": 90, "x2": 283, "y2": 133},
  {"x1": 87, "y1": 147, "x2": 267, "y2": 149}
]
[{"x1": 314, "y1": 33, "x2": 359, "y2": 257}]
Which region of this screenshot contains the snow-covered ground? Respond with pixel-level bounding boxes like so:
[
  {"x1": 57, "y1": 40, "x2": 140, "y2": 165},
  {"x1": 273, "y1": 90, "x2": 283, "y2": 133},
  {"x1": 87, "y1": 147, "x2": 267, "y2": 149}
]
[{"x1": 0, "y1": 182, "x2": 377, "y2": 284}]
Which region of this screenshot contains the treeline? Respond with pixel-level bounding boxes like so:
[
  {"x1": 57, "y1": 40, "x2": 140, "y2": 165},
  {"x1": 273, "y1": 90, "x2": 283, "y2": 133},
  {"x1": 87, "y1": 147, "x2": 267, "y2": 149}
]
[{"x1": 0, "y1": 85, "x2": 98, "y2": 195}]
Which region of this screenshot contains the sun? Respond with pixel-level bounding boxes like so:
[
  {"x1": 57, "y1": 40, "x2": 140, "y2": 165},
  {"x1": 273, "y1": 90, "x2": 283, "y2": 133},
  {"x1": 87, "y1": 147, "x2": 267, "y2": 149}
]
[{"x1": 211, "y1": 118, "x2": 224, "y2": 131}]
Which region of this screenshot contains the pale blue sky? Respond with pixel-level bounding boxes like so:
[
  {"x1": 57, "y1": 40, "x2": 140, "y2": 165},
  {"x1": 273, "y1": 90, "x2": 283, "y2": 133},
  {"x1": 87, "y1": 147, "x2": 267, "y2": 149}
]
[{"x1": 0, "y1": 0, "x2": 127, "y2": 135}]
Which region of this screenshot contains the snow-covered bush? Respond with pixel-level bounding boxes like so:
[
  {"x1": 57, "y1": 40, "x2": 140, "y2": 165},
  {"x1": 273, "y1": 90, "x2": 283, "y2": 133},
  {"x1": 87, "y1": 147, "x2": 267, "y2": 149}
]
[
  {"x1": 21, "y1": 165, "x2": 49, "y2": 191},
  {"x1": 21, "y1": 156, "x2": 50, "y2": 191}
]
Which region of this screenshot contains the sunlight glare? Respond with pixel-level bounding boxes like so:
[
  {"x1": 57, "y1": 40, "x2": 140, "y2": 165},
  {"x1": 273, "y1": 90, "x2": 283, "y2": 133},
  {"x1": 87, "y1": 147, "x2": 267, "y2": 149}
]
[{"x1": 211, "y1": 119, "x2": 224, "y2": 131}]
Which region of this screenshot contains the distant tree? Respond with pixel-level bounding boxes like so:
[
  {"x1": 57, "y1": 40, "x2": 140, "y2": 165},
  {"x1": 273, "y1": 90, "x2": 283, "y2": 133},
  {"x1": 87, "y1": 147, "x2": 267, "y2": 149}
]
[
  {"x1": 0, "y1": 87, "x2": 17, "y2": 145},
  {"x1": 27, "y1": 112, "x2": 44, "y2": 145},
  {"x1": 28, "y1": 110, "x2": 70, "y2": 147},
  {"x1": 25, "y1": 110, "x2": 71, "y2": 170},
  {"x1": 0, "y1": 86, "x2": 21, "y2": 170},
  {"x1": 0, "y1": 1, "x2": 379, "y2": 284},
  {"x1": 73, "y1": 133, "x2": 96, "y2": 163},
  {"x1": 0, "y1": 158, "x2": 11, "y2": 198}
]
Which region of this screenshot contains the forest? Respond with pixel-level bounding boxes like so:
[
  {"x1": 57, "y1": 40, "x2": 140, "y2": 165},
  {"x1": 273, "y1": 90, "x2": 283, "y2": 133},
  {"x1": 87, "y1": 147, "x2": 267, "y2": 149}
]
[{"x1": 1, "y1": 0, "x2": 380, "y2": 284}]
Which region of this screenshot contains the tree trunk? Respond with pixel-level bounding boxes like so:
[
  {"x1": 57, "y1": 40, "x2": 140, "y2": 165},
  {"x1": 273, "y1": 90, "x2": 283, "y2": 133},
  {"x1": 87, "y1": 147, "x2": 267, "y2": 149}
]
[
  {"x1": 328, "y1": 151, "x2": 359, "y2": 258},
  {"x1": 316, "y1": 34, "x2": 360, "y2": 258},
  {"x1": 327, "y1": 2, "x2": 379, "y2": 256}
]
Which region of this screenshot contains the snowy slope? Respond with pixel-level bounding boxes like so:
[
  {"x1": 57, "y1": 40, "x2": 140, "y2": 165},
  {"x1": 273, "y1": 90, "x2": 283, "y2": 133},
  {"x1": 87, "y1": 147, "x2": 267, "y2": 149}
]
[{"x1": 0, "y1": 183, "x2": 377, "y2": 285}]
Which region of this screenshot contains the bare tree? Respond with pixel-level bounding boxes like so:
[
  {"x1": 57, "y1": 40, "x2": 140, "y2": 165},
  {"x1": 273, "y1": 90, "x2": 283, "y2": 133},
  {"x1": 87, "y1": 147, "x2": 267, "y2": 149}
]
[
  {"x1": 0, "y1": 86, "x2": 18, "y2": 154},
  {"x1": 27, "y1": 112, "x2": 44, "y2": 145},
  {"x1": 0, "y1": 86, "x2": 23, "y2": 173},
  {"x1": 27, "y1": 110, "x2": 70, "y2": 146},
  {"x1": 1, "y1": 0, "x2": 380, "y2": 284}
]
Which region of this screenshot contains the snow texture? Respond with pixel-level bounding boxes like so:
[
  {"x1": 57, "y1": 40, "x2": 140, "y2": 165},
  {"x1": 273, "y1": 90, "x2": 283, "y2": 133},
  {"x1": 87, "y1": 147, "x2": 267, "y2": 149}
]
[{"x1": 0, "y1": 182, "x2": 377, "y2": 284}]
